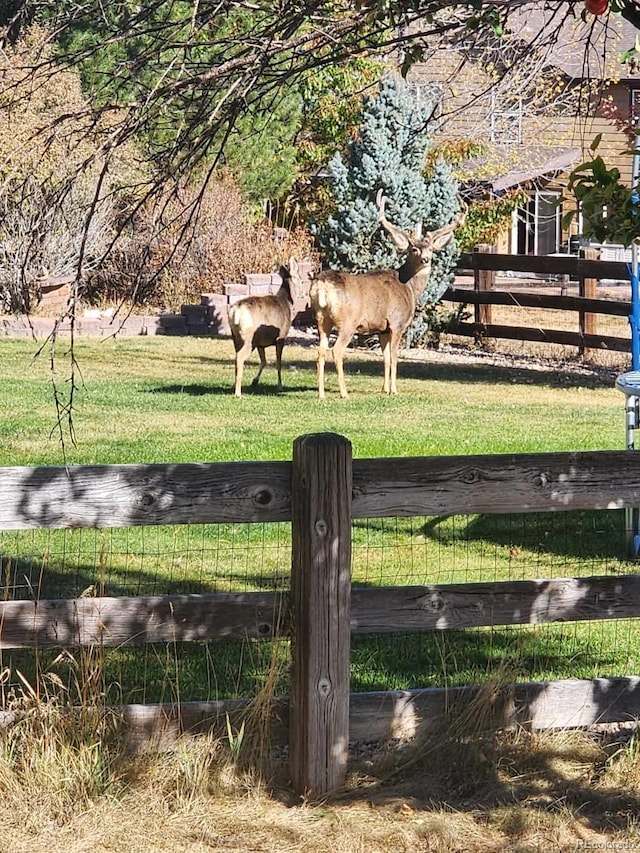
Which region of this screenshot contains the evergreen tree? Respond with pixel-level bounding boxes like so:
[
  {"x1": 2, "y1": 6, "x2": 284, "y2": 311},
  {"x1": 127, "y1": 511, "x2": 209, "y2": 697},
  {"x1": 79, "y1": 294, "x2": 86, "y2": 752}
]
[
  {"x1": 316, "y1": 73, "x2": 460, "y2": 346},
  {"x1": 406, "y1": 155, "x2": 461, "y2": 347},
  {"x1": 43, "y1": 3, "x2": 303, "y2": 206}
]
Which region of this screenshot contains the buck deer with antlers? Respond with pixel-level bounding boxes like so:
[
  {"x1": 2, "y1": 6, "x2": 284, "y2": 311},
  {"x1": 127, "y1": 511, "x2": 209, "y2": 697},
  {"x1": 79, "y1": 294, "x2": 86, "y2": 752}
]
[
  {"x1": 229, "y1": 257, "x2": 303, "y2": 398},
  {"x1": 309, "y1": 191, "x2": 466, "y2": 399}
]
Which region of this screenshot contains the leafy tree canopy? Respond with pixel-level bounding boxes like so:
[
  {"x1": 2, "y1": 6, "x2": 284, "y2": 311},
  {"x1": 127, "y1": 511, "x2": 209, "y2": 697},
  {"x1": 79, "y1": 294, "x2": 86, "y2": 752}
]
[{"x1": 0, "y1": 1, "x2": 595, "y2": 211}]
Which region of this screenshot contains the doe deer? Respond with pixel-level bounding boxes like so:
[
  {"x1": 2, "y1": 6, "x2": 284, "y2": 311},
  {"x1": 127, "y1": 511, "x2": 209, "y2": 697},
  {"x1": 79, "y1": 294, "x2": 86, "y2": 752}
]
[
  {"x1": 229, "y1": 257, "x2": 302, "y2": 398},
  {"x1": 309, "y1": 191, "x2": 466, "y2": 399}
]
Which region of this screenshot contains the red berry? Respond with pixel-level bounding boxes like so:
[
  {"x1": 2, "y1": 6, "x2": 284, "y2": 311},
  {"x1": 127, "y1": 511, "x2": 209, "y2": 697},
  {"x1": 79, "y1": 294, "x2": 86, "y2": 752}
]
[{"x1": 585, "y1": 0, "x2": 608, "y2": 14}]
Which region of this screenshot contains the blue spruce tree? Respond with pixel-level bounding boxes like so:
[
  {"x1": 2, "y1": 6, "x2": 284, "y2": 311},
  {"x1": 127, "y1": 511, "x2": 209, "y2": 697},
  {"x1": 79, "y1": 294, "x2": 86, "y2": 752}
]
[
  {"x1": 406, "y1": 155, "x2": 461, "y2": 347},
  {"x1": 316, "y1": 73, "x2": 461, "y2": 346}
]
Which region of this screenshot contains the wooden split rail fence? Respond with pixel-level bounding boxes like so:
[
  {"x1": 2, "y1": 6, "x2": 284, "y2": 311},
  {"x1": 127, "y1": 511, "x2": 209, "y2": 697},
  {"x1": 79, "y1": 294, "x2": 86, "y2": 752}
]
[
  {"x1": 2, "y1": 434, "x2": 640, "y2": 796},
  {"x1": 447, "y1": 248, "x2": 632, "y2": 355}
]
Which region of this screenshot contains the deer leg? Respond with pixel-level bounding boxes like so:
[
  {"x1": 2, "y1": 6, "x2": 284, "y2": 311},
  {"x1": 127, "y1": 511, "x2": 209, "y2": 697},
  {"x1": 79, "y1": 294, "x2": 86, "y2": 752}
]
[
  {"x1": 316, "y1": 320, "x2": 331, "y2": 399},
  {"x1": 251, "y1": 346, "x2": 267, "y2": 387},
  {"x1": 379, "y1": 331, "x2": 392, "y2": 394},
  {"x1": 332, "y1": 330, "x2": 353, "y2": 400},
  {"x1": 234, "y1": 339, "x2": 254, "y2": 398},
  {"x1": 389, "y1": 333, "x2": 402, "y2": 395},
  {"x1": 275, "y1": 340, "x2": 285, "y2": 391}
]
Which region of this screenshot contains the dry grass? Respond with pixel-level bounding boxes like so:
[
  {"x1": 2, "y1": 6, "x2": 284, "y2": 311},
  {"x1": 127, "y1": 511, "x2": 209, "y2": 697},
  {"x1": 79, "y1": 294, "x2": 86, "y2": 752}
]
[
  {"x1": 1, "y1": 671, "x2": 639, "y2": 853},
  {"x1": 1, "y1": 727, "x2": 639, "y2": 852}
]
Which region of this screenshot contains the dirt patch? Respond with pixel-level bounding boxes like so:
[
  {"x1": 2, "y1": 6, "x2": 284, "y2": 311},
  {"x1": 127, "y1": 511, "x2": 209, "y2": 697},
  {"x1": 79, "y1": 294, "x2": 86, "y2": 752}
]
[
  {"x1": 291, "y1": 323, "x2": 627, "y2": 387},
  {"x1": 403, "y1": 339, "x2": 625, "y2": 385}
]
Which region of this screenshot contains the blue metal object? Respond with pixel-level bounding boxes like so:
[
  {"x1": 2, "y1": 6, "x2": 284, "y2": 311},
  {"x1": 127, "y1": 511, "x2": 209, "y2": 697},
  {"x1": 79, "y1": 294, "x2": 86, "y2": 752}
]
[
  {"x1": 628, "y1": 260, "x2": 640, "y2": 371},
  {"x1": 615, "y1": 371, "x2": 640, "y2": 557},
  {"x1": 630, "y1": 141, "x2": 640, "y2": 370}
]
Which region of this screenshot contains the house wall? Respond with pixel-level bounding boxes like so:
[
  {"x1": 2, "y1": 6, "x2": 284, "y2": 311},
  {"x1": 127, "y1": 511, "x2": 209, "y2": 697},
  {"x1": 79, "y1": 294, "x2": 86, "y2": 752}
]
[
  {"x1": 548, "y1": 81, "x2": 635, "y2": 249},
  {"x1": 410, "y1": 47, "x2": 636, "y2": 254}
]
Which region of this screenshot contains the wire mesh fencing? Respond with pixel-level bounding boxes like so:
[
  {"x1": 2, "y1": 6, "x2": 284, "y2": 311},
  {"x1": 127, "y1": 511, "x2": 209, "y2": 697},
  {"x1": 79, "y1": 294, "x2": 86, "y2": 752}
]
[
  {"x1": 351, "y1": 508, "x2": 640, "y2": 694},
  {"x1": 0, "y1": 508, "x2": 637, "y2": 706},
  {"x1": 0, "y1": 522, "x2": 292, "y2": 705}
]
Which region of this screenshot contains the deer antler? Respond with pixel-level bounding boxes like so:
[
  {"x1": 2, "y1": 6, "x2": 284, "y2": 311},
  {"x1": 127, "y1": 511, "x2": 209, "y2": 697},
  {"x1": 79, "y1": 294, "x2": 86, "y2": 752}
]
[
  {"x1": 376, "y1": 189, "x2": 412, "y2": 251},
  {"x1": 453, "y1": 195, "x2": 468, "y2": 228},
  {"x1": 426, "y1": 195, "x2": 468, "y2": 244},
  {"x1": 378, "y1": 189, "x2": 466, "y2": 240}
]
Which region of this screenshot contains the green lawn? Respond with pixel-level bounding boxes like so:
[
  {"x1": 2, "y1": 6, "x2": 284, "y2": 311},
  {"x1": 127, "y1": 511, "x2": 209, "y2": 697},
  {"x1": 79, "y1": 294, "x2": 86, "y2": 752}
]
[
  {"x1": 0, "y1": 335, "x2": 636, "y2": 703},
  {"x1": 0, "y1": 335, "x2": 626, "y2": 465}
]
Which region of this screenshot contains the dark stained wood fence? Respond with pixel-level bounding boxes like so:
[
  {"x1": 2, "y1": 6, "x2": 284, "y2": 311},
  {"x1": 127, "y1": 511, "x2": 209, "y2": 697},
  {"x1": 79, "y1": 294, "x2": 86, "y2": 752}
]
[
  {"x1": 446, "y1": 250, "x2": 632, "y2": 353},
  {"x1": 2, "y1": 437, "x2": 640, "y2": 795}
]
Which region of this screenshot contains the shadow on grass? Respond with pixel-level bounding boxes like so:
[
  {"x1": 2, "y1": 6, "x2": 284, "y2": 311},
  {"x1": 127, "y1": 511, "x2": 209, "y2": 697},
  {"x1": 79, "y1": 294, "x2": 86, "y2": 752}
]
[
  {"x1": 1, "y1": 549, "x2": 290, "y2": 601},
  {"x1": 171, "y1": 347, "x2": 617, "y2": 393},
  {"x1": 151, "y1": 380, "x2": 318, "y2": 396},
  {"x1": 464, "y1": 510, "x2": 627, "y2": 563},
  {"x1": 352, "y1": 509, "x2": 629, "y2": 577},
  {"x1": 413, "y1": 509, "x2": 629, "y2": 565},
  {"x1": 349, "y1": 625, "x2": 621, "y2": 694},
  {"x1": 354, "y1": 353, "x2": 617, "y2": 390},
  {"x1": 333, "y1": 723, "x2": 640, "y2": 842}
]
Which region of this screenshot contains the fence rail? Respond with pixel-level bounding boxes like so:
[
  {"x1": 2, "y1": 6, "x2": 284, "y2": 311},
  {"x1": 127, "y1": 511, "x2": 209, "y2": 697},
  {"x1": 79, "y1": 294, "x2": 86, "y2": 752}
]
[
  {"x1": 457, "y1": 250, "x2": 630, "y2": 279},
  {"x1": 2, "y1": 438, "x2": 640, "y2": 795},
  {"x1": 447, "y1": 250, "x2": 633, "y2": 353},
  {"x1": 110, "y1": 675, "x2": 640, "y2": 751},
  {"x1": 3, "y1": 449, "x2": 639, "y2": 530},
  {"x1": 3, "y1": 571, "x2": 639, "y2": 649}
]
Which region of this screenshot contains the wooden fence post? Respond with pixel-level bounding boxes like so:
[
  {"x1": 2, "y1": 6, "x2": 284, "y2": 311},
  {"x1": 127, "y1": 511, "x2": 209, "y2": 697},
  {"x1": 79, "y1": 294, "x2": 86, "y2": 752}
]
[
  {"x1": 474, "y1": 244, "x2": 494, "y2": 342},
  {"x1": 289, "y1": 432, "x2": 352, "y2": 798},
  {"x1": 579, "y1": 247, "x2": 598, "y2": 357}
]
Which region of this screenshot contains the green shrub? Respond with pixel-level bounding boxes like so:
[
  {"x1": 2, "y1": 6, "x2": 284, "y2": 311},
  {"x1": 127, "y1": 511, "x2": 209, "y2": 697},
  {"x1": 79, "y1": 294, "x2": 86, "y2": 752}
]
[{"x1": 87, "y1": 173, "x2": 318, "y2": 310}]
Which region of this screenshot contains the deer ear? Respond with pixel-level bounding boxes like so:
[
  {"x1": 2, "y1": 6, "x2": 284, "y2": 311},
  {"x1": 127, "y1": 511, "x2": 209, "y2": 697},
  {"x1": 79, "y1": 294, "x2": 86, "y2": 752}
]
[
  {"x1": 380, "y1": 221, "x2": 411, "y2": 252},
  {"x1": 430, "y1": 228, "x2": 455, "y2": 252},
  {"x1": 288, "y1": 256, "x2": 299, "y2": 275}
]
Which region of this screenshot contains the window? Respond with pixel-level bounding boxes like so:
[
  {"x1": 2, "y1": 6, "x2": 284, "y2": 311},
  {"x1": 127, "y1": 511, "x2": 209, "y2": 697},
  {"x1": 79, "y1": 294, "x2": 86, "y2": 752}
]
[
  {"x1": 631, "y1": 88, "x2": 640, "y2": 123},
  {"x1": 489, "y1": 90, "x2": 523, "y2": 145},
  {"x1": 512, "y1": 191, "x2": 562, "y2": 255},
  {"x1": 407, "y1": 82, "x2": 443, "y2": 123}
]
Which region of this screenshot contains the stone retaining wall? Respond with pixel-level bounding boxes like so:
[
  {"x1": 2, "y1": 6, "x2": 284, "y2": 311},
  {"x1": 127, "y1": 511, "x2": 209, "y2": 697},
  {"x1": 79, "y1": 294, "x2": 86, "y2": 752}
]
[
  {"x1": 0, "y1": 261, "x2": 315, "y2": 339},
  {"x1": 0, "y1": 313, "x2": 164, "y2": 339},
  {"x1": 166, "y1": 260, "x2": 315, "y2": 336}
]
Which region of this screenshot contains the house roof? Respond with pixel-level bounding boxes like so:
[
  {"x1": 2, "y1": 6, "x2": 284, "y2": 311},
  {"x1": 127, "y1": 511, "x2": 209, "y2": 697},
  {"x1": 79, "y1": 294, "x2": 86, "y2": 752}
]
[
  {"x1": 490, "y1": 147, "x2": 582, "y2": 192},
  {"x1": 506, "y1": 9, "x2": 639, "y2": 81}
]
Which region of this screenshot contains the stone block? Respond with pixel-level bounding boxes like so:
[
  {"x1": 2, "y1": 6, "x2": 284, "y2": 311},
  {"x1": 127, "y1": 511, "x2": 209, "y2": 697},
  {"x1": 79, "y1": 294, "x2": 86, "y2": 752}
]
[
  {"x1": 202, "y1": 300, "x2": 231, "y2": 336},
  {"x1": 75, "y1": 318, "x2": 102, "y2": 336},
  {"x1": 227, "y1": 292, "x2": 249, "y2": 306},
  {"x1": 201, "y1": 293, "x2": 228, "y2": 309},
  {"x1": 160, "y1": 313, "x2": 187, "y2": 330},
  {"x1": 144, "y1": 317, "x2": 164, "y2": 335},
  {"x1": 247, "y1": 283, "x2": 275, "y2": 296},
  {"x1": 145, "y1": 318, "x2": 166, "y2": 335},
  {"x1": 117, "y1": 317, "x2": 151, "y2": 336},
  {"x1": 224, "y1": 282, "x2": 249, "y2": 297},
  {"x1": 181, "y1": 304, "x2": 209, "y2": 324},
  {"x1": 38, "y1": 280, "x2": 70, "y2": 314},
  {"x1": 243, "y1": 273, "x2": 272, "y2": 287}
]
